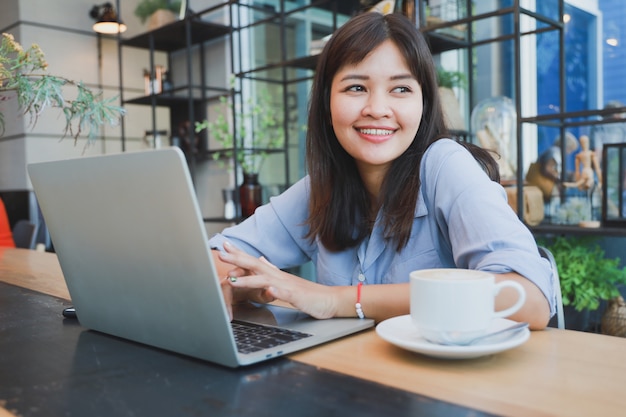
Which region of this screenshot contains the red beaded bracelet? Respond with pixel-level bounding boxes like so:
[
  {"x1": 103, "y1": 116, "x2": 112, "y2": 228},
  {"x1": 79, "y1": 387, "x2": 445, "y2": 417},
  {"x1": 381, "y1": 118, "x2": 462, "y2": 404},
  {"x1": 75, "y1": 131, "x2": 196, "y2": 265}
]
[{"x1": 355, "y1": 281, "x2": 365, "y2": 319}]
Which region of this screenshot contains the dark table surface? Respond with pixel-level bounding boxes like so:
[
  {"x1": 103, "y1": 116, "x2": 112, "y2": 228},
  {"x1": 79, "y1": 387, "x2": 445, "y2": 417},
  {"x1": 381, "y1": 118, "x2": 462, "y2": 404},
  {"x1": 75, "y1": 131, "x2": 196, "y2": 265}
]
[{"x1": 0, "y1": 282, "x2": 494, "y2": 417}]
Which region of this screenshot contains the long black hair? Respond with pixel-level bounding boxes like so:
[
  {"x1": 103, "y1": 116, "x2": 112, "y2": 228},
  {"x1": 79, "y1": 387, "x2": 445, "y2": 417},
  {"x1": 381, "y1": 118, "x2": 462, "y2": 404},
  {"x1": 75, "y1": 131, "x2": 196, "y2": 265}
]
[{"x1": 305, "y1": 12, "x2": 497, "y2": 252}]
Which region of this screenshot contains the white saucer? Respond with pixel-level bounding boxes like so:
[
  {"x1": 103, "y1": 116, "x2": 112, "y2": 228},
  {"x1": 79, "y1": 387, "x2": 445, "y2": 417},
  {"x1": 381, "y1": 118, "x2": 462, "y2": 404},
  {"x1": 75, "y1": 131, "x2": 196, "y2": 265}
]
[{"x1": 376, "y1": 316, "x2": 530, "y2": 359}]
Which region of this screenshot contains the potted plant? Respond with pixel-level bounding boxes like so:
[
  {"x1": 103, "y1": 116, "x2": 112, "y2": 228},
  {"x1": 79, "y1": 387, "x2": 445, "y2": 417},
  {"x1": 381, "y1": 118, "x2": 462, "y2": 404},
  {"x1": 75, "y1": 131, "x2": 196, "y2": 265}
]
[
  {"x1": 0, "y1": 33, "x2": 125, "y2": 148},
  {"x1": 134, "y1": 0, "x2": 182, "y2": 30},
  {"x1": 538, "y1": 235, "x2": 626, "y2": 332},
  {"x1": 195, "y1": 89, "x2": 284, "y2": 217},
  {"x1": 437, "y1": 66, "x2": 467, "y2": 131},
  {"x1": 437, "y1": 67, "x2": 467, "y2": 90}
]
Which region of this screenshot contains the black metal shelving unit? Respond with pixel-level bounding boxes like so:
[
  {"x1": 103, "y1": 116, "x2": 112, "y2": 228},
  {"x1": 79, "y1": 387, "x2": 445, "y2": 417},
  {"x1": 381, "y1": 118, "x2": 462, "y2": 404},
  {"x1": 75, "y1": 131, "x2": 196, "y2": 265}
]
[
  {"x1": 118, "y1": 1, "x2": 621, "y2": 234},
  {"x1": 413, "y1": 1, "x2": 623, "y2": 237},
  {"x1": 117, "y1": 2, "x2": 232, "y2": 181},
  {"x1": 415, "y1": 1, "x2": 626, "y2": 236}
]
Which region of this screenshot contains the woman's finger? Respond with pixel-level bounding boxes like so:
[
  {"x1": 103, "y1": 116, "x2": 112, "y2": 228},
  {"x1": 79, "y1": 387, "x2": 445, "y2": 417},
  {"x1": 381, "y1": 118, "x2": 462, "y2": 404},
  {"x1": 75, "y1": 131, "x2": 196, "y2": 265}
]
[
  {"x1": 219, "y1": 242, "x2": 276, "y2": 275},
  {"x1": 219, "y1": 275, "x2": 234, "y2": 320},
  {"x1": 228, "y1": 273, "x2": 275, "y2": 290},
  {"x1": 259, "y1": 256, "x2": 278, "y2": 269}
]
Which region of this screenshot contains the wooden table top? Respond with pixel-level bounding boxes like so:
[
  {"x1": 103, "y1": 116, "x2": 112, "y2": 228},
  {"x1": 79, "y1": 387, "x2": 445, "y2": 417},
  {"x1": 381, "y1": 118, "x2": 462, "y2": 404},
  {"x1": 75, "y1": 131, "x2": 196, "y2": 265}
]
[
  {"x1": 2, "y1": 247, "x2": 626, "y2": 417},
  {"x1": 292, "y1": 324, "x2": 626, "y2": 417},
  {"x1": 0, "y1": 247, "x2": 68, "y2": 300}
]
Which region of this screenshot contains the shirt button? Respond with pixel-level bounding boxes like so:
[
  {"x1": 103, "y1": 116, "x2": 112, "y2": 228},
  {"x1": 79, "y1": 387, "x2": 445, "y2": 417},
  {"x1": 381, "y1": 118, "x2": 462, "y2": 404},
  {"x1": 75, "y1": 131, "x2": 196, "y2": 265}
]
[{"x1": 358, "y1": 273, "x2": 365, "y2": 282}]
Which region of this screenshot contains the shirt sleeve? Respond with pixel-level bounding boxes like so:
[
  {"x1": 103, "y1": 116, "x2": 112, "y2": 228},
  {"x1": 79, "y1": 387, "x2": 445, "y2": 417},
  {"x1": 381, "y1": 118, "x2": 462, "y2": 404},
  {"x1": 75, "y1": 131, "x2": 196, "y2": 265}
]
[
  {"x1": 421, "y1": 139, "x2": 556, "y2": 315},
  {"x1": 208, "y1": 177, "x2": 315, "y2": 269}
]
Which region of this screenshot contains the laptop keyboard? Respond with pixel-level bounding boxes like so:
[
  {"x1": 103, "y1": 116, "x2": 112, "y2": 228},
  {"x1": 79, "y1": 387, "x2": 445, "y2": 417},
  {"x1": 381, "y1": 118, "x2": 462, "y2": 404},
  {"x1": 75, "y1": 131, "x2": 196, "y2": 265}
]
[{"x1": 231, "y1": 320, "x2": 313, "y2": 354}]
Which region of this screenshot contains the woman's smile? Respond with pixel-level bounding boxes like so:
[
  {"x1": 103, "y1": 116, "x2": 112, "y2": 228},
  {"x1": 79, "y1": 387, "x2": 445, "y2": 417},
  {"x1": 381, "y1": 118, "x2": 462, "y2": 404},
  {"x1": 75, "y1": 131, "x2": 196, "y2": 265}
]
[{"x1": 355, "y1": 127, "x2": 397, "y2": 143}]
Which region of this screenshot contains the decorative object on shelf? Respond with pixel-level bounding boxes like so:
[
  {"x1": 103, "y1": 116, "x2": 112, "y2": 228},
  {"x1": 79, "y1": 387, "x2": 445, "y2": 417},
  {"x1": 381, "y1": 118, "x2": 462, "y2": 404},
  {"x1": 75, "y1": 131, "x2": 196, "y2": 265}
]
[
  {"x1": 601, "y1": 295, "x2": 626, "y2": 338},
  {"x1": 551, "y1": 196, "x2": 592, "y2": 225},
  {"x1": 571, "y1": 135, "x2": 602, "y2": 191},
  {"x1": 525, "y1": 132, "x2": 579, "y2": 202},
  {"x1": 558, "y1": 134, "x2": 602, "y2": 228},
  {"x1": 161, "y1": 69, "x2": 172, "y2": 92},
  {"x1": 504, "y1": 185, "x2": 544, "y2": 226},
  {"x1": 602, "y1": 142, "x2": 626, "y2": 227},
  {"x1": 195, "y1": 89, "x2": 284, "y2": 175},
  {"x1": 0, "y1": 33, "x2": 125, "y2": 147},
  {"x1": 471, "y1": 96, "x2": 517, "y2": 181},
  {"x1": 361, "y1": 0, "x2": 416, "y2": 21},
  {"x1": 239, "y1": 173, "x2": 262, "y2": 218},
  {"x1": 89, "y1": 2, "x2": 127, "y2": 34},
  {"x1": 394, "y1": 0, "x2": 416, "y2": 23},
  {"x1": 365, "y1": 0, "x2": 395, "y2": 15},
  {"x1": 436, "y1": 67, "x2": 466, "y2": 132},
  {"x1": 143, "y1": 129, "x2": 167, "y2": 148},
  {"x1": 175, "y1": 120, "x2": 199, "y2": 157},
  {"x1": 222, "y1": 188, "x2": 236, "y2": 220},
  {"x1": 143, "y1": 65, "x2": 165, "y2": 95},
  {"x1": 134, "y1": 0, "x2": 182, "y2": 31},
  {"x1": 537, "y1": 236, "x2": 626, "y2": 314}
]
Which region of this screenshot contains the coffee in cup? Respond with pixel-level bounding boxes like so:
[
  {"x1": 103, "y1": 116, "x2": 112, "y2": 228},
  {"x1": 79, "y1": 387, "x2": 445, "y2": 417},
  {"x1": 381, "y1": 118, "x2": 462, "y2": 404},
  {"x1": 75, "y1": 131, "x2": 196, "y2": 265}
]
[{"x1": 409, "y1": 269, "x2": 526, "y2": 345}]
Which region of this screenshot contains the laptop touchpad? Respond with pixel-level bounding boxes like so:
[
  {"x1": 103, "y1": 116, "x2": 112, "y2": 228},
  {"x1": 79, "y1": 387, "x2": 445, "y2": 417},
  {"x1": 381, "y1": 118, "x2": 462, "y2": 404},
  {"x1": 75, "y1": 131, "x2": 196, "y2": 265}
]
[{"x1": 232, "y1": 302, "x2": 313, "y2": 326}]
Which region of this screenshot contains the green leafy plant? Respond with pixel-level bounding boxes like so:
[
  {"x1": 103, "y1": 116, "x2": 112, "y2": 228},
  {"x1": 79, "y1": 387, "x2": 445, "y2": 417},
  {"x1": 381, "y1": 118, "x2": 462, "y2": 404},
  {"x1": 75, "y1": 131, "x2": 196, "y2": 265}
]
[
  {"x1": 134, "y1": 0, "x2": 182, "y2": 24},
  {"x1": 0, "y1": 33, "x2": 125, "y2": 146},
  {"x1": 195, "y1": 89, "x2": 284, "y2": 174},
  {"x1": 436, "y1": 67, "x2": 467, "y2": 89},
  {"x1": 538, "y1": 236, "x2": 626, "y2": 311}
]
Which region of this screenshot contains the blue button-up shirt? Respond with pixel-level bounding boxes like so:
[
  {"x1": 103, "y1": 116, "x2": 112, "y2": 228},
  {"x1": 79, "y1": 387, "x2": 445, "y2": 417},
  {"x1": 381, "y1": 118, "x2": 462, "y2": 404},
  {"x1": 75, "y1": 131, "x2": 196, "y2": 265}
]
[{"x1": 209, "y1": 139, "x2": 556, "y2": 315}]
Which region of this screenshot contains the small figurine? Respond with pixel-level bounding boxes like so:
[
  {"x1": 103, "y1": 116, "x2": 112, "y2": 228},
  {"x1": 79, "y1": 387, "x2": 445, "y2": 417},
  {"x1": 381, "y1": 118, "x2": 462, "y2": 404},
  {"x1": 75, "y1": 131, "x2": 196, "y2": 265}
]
[{"x1": 569, "y1": 135, "x2": 602, "y2": 191}]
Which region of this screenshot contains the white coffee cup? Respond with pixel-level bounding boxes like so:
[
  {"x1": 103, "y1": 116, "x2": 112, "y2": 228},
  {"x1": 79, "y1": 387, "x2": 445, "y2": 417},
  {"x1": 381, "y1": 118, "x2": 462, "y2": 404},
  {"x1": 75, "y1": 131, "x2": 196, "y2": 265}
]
[{"x1": 410, "y1": 269, "x2": 526, "y2": 345}]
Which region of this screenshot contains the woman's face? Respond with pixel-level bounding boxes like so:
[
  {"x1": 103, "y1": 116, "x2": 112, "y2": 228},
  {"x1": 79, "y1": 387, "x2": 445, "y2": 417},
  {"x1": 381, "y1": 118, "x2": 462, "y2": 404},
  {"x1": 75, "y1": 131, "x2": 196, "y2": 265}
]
[{"x1": 330, "y1": 40, "x2": 423, "y2": 177}]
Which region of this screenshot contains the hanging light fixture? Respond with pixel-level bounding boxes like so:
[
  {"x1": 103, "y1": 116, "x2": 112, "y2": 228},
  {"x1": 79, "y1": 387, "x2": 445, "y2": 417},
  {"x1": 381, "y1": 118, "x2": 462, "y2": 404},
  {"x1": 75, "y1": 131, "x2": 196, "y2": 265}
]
[{"x1": 90, "y1": 2, "x2": 127, "y2": 34}]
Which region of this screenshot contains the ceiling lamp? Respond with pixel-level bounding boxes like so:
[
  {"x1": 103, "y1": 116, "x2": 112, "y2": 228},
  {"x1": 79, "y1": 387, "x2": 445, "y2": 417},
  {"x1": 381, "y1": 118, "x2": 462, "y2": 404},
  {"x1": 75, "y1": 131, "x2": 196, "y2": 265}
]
[{"x1": 90, "y1": 2, "x2": 127, "y2": 34}]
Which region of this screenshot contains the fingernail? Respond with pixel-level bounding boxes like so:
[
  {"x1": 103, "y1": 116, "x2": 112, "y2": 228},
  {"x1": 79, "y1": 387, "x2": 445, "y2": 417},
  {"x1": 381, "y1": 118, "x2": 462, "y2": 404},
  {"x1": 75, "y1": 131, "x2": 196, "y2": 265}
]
[{"x1": 218, "y1": 249, "x2": 233, "y2": 260}]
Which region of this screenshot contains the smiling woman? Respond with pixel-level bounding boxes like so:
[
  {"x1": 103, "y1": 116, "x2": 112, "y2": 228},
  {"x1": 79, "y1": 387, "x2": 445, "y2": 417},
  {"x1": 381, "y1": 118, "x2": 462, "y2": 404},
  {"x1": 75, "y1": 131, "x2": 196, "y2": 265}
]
[{"x1": 207, "y1": 12, "x2": 554, "y2": 330}]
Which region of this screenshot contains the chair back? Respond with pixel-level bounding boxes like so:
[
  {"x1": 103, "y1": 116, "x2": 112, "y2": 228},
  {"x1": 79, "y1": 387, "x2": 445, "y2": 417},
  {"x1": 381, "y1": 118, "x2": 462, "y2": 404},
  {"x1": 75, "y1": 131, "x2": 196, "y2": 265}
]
[
  {"x1": 538, "y1": 246, "x2": 565, "y2": 329},
  {"x1": 12, "y1": 220, "x2": 38, "y2": 250}
]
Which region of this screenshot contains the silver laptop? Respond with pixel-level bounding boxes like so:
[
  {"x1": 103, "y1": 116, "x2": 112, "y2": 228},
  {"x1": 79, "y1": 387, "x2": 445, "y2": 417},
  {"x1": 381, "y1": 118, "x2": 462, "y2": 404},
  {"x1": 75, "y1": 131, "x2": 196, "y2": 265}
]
[{"x1": 28, "y1": 147, "x2": 373, "y2": 367}]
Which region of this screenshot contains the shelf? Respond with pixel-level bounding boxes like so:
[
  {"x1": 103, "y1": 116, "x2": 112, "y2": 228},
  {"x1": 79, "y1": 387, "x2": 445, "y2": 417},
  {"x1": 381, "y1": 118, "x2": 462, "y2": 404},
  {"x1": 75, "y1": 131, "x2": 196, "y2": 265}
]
[
  {"x1": 125, "y1": 93, "x2": 201, "y2": 107},
  {"x1": 123, "y1": 19, "x2": 230, "y2": 52},
  {"x1": 124, "y1": 86, "x2": 229, "y2": 107},
  {"x1": 423, "y1": 32, "x2": 469, "y2": 54},
  {"x1": 198, "y1": 147, "x2": 286, "y2": 163},
  {"x1": 117, "y1": 5, "x2": 234, "y2": 171},
  {"x1": 287, "y1": 55, "x2": 319, "y2": 71},
  {"x1": 235, "y1": 54, "x2": 319, "y2": 81},
  {"x1": 203, "y1": 217, "x2": 238, "y2": 223},
  {"x1": 530, "y1": 224, "x2": 626, "y2": 237}
]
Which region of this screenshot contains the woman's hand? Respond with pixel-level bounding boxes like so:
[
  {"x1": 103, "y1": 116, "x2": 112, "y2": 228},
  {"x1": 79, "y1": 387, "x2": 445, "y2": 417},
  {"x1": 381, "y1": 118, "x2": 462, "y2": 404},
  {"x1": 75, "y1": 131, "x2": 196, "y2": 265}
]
[
  {"x1": 214, "y1": 253, "x2": 275, "y2": 321},
  {"x1": 218, "y1": 241, "x2": 338, "y2": 319}
]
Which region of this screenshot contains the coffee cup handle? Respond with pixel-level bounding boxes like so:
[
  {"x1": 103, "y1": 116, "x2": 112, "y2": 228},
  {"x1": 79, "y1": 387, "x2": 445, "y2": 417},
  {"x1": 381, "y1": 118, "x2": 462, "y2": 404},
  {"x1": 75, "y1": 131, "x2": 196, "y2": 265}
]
[{"x1": 493, "y1": 281, "x2": 526, "y2": 319}]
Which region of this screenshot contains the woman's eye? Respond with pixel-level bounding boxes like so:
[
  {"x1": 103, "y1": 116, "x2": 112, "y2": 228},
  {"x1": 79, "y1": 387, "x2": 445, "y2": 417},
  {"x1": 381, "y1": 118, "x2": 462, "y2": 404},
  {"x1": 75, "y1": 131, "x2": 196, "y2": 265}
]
[
  {"x1": 392, "y1": 86, "x2": 411, "y2": 93},
  {"x1": 346, "y1": 85, "x2": 365, "y2": 92}
]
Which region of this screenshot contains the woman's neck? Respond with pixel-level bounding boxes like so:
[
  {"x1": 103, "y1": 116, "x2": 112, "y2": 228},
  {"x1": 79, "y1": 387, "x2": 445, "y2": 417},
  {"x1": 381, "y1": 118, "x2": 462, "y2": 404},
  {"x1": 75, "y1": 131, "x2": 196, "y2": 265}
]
[{"x1": 357, "y1": 163, "x2": 388, "y2": 203}]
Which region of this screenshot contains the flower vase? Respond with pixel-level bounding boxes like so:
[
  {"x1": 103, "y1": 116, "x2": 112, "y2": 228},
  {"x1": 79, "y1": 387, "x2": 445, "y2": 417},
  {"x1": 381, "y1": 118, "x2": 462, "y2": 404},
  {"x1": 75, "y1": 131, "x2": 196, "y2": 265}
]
[{"x1": 239, "y1": 173, "x2": 262, "y2": 218}]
